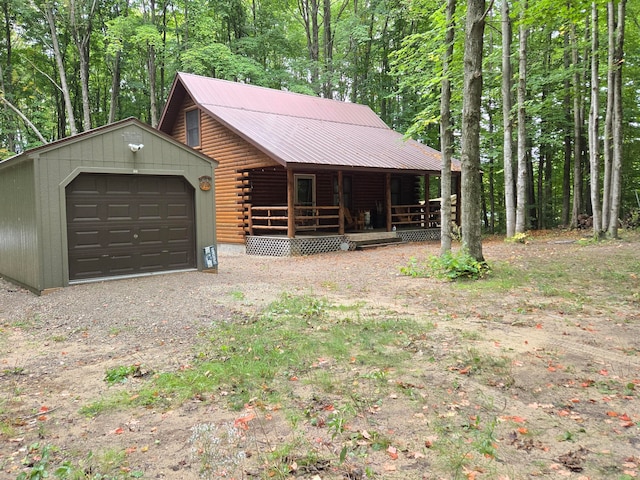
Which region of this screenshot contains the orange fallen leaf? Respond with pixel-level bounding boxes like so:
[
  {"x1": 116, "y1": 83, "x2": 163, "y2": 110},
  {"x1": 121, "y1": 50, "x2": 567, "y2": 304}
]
[
  {"x1": 599, "y1": 369, "x2": 609, "y2": 376},
  {"x1": 387, "y1": 446, "x2": 399, "y2": 460},
  {"x1": 606, "y1": 411, "x2": 619, "y2": 417},
  {"x1": 517, "y1": 427, "x2": 528, "y2": 434},
  {"x1": 234, "y1": 413, "x2": 256, "y2": 430},
  {"x1": 459, "y1": 366, "x2": 471, "y2": 375},
  {"x1": 113, "y1": 427, "x2": 124, "y2": 435},
  {"x1": 39, "y1": 406, "x2": 49, "y2": 413}
]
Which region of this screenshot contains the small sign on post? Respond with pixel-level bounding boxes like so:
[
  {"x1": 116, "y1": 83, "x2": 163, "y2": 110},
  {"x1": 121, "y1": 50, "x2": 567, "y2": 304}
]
[{"x1": 203, "y1": 245, "x2": 218, "y2": 272}]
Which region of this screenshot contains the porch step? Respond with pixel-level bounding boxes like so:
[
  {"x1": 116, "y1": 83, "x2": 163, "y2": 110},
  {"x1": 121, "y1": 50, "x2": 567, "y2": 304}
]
[{"x1": 347, "y1": 232, "x2": 405, "y2": 250}]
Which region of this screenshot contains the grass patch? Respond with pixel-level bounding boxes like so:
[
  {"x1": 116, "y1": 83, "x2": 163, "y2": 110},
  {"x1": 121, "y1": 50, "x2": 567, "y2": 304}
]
[{"x1": 80, "y1": 293, "x2": 428, "y2": 414}]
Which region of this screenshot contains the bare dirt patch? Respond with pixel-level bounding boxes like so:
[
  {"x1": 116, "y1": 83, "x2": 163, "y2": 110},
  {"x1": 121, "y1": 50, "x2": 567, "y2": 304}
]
[{"x1": 1, "y1": 231, "x2": 639, "y2": 479}]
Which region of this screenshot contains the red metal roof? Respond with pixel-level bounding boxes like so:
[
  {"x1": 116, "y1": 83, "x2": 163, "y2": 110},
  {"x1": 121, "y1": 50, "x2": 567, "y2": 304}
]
[{"x1": 159, "y1": 72, "x2": 458, "y2": 173}]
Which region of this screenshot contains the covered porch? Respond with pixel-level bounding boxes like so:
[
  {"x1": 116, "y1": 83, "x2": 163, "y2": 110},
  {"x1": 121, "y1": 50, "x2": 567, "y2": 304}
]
[
  {"x1": 241, "y1": 167, "x2": 460, "y2": 238},
  {"x1": 238, "y1": 166, "x2": 459, "y2": 255}
]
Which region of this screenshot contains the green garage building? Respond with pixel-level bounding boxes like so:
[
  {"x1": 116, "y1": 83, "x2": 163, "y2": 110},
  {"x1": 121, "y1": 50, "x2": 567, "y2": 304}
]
[{"x1": 0, "y1": 118, "x2": 217, "y2": 294}]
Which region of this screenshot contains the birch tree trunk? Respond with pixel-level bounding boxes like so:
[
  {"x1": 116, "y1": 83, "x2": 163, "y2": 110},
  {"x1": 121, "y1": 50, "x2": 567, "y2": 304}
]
[
  {"x1": 515, "y1": 2, "x2": 528, "y2": 234},
  {"x1": 45, "y1": 4, "x2": 77, "y2": 136},
  {"x1": 607, "y1": 0, "x2": 626, "y2": 238},
  {"x1": 601, "y1": 1, "x2": 615, "y2": 229},
  {"x1": 440, "y1": 0, "x2": 456, "y2": 254},
  {"x1": 460, "y1": 0, "x2": 486, "y2": 262},
  {"x1": 588, "y1": 2, "x2": 602, "y2": 237},
  {"x1": 108, "y1": 51, "x2": 121, "y2": 124},
  {"x1": 502, "y1": 0, "x2": 516, "y2": 238}
]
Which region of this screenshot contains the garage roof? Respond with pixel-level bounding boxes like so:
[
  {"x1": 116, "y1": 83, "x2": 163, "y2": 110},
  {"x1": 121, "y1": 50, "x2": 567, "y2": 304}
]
[
  {"x1": 159, "y1": 72, "x2": 458, "y2": 174},
  {"x1": 0, "y1": 117, "x2": 217, "y2": 168}
]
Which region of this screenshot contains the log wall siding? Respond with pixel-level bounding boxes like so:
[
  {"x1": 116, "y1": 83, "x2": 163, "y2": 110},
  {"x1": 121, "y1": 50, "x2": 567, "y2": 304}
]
[{"x1": 170, "y1": 98, "x2": 281, "y2": 244}]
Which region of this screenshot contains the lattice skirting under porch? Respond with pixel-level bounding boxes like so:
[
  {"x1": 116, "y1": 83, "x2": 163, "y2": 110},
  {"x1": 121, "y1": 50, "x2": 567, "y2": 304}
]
[
  {"x1": 246, "y1": 235, "x2": 350, "y2": 257},
  {"x1": 396, "y1": 228, "x2": 441, "y2": 243}
]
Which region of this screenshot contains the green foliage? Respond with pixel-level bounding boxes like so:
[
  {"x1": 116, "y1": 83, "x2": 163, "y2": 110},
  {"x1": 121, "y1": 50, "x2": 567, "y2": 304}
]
[
  {"x1": 504, "y1": 232, "x2": 529, "y2": 244},
  {"x1": 104, "y1": 364, "x2": 142, "y2": 385},
  {"x1": 400, "y1": 249, "x2": 490, "y2": 281}
]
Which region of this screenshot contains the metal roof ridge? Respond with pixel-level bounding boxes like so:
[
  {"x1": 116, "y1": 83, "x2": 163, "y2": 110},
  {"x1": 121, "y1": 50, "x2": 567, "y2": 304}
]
[
  {"x1": 177, "y1": 71, "x2": 373, "y2": 107},
  {"x1": 200, "y1": 102, "x2": 394, "y2": 130}
]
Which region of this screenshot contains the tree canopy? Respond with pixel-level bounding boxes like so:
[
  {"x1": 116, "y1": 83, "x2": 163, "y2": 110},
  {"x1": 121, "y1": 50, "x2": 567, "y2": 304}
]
[{"x1": 1, "y1": 0, "x2": 638, "y2": 235}]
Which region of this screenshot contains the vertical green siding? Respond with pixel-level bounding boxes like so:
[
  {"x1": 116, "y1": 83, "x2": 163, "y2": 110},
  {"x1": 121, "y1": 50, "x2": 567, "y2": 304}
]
[{"x1": 0, "y1": 159, "x2": 41, "y2": 290}]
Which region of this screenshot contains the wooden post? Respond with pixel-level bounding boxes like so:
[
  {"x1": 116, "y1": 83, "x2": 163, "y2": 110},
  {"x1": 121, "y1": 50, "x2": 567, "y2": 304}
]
[
  {"x1": 338, "y1": 171, "x2": 345, "y2": 235},
  {"x1": 455, "y1": 174, "x2": 461, "y2": 226},
  {"x1": 385, "y1": 173, "x2": 392, "y2": 231},
  {"x1": 247, "y1": 204, "x2": 254, "y2": 235},
  {"x1": 424, "y1": 174, "x2": 430, "y2": 228},
  {"x1": 287, "y1": 169, "x2": 295, "y2": 238}
]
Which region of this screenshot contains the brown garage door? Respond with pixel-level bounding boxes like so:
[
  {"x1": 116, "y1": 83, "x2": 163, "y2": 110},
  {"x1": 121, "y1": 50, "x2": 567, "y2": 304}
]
[{"x1": 66, "y1": 174, "x2": 196, "y2": 281}]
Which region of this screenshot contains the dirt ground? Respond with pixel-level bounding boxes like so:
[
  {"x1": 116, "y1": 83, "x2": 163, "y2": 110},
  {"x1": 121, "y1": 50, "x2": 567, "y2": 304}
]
[{"x1": 1, "y1": 231, "x2": 639, "y2": 479}]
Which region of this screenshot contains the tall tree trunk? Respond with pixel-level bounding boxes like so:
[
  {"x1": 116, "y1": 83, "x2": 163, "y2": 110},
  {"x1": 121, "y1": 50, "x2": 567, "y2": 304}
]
[
  {"x1": 108, "y1": 51, "x2": 121, "y2": 124},
  {"x1": 570, "y1": 23, "x2": 583, "y2": 229},
  {"x1": 440, "y1": 0, "x2": 456, "y2": 254},
  {"x1": 45, "y1": 4, "x2": 78, "y2": 136},
  {"x1": 70, "y1": 0, "x2": 97, "y2": 131},
  {"x1": 148, "y1": 45, "x2": 158, "y2": 127},
  {"x1": 540, "y1": 30, "x2": 553, "y2": 229},
  {"x1": 602, "y1": 1, "x2": 615, "y2": 229},
  {"x1": 562, "y1": 32, "x2": 572, "y2": 226},
  {"x1": 460, "y1": 0, "x2": 486, "y2": 262},
  {"x1": 147, "y1": 0, "x2": 158, "y2": 127},
  {"x1": 1, "y1": 0, "x2": 15, "y2": 151},
  {"x1": 607, "y1": 0, "x2": 626, "y2": 237},
  {"x1": 298, "y1": 0, "x2": 320, "y2": 91},
  {"x1": 501, "y1": 0, "x2": 516, "y2": 237},
  {"x1": 515, "y1": 2, "x2": 528, "y2": 234},
  {"x1": 588, "y1": 2, "x2": 602, "y2": 237},
  {"x1": 322, "y1": 0, "x2": 333, "y2": 98}
]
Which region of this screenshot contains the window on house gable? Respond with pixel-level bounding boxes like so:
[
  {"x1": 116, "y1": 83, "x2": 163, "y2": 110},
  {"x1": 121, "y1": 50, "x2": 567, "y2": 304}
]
[{"x1": 185, "y1": 109, "x2": 200, "y2": 147}]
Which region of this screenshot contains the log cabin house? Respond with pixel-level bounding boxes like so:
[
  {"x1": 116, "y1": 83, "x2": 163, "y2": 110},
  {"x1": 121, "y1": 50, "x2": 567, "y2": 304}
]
[{"x1": 158, "y1": 72, "x2": 460, "y2": 256}]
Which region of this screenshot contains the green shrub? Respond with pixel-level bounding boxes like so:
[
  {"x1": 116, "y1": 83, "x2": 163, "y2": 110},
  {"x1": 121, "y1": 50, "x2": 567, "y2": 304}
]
[{"x1": 400, "y1": 249, "x2": 490, "y2": 281}]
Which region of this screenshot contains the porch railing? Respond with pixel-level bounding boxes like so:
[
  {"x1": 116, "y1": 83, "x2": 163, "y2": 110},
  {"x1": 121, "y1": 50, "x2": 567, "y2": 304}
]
[
  {"x1": 246, "y1": 203, "x2": 450, "y2": 235},
  {"x1": 391, "y1": 203, "x2": 440, "y2": 229},
  {"x1": 247, "y1": 205, "x2": 340, "y2": 234}
]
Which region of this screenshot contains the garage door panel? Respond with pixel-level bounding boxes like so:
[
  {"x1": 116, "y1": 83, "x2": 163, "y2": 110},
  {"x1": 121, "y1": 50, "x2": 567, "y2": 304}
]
[
  {"x1": 67, "y1": 174, "x2": 196, "y2": 281},
  {"x1": 167, "y1": 203, "x2": 190, "y2": 218},
  {"x1": 107, "y1": 203, "x2": 134, "y2": 220},
  {"x1": 139, "y1": 204, "x2": 162, "y2": 219},
  {"x1": 71, "y1": 204, "x2": 101, "y2": 221}
]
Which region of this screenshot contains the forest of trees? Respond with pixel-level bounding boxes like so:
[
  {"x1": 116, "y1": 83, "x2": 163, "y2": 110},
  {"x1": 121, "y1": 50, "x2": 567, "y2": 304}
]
[{"x1": 1, "y1": 0, "x2": 638, "y2": 238}]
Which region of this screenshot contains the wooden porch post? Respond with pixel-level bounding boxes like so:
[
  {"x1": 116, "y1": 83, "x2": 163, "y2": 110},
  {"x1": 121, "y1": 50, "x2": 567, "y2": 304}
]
[
  {"x1": 338, "y1": 171, "x2": 345, "y2": 235},
  {"x1": 287, "y1": 169, "x2": 295, "y2": 238},
  {"x1": 385, "y1": 173, "x2": 392, "y2": 231},
  {"x1": 424, "y1": 174, "x2": 430, "y2": 228}
]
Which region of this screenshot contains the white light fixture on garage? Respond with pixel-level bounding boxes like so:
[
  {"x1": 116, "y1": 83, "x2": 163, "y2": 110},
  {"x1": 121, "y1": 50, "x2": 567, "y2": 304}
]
[{"x1": 128, "y1": 143, "x2": 144, "y2": 152}]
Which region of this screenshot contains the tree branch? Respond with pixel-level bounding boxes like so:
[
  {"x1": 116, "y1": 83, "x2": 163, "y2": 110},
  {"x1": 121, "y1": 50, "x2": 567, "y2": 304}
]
[
  {"x1": 481, "y1": 0, "x2": 496, "y2": 22},
  {"x1": 0, "y1": 94, "x2": 48, "y2": 144}
]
